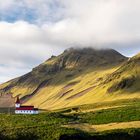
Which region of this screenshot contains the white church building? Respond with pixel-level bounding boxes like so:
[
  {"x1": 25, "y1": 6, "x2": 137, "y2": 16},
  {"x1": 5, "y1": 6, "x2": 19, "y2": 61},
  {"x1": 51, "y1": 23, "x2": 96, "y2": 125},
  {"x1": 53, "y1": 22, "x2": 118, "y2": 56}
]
[{"x1": 15, "y1": 96, "x2": 39, "y2": 114}]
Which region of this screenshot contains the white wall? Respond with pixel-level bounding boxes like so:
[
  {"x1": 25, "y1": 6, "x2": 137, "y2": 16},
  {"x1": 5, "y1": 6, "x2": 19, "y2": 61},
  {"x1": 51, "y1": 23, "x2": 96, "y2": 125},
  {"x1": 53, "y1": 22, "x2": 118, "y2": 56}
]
[
  {"x1": 15, "y1": 103, "x2": 20, "y2": 108},
  {"x1": 15, "y1": 110, "x2": 39, "y2": 114}
]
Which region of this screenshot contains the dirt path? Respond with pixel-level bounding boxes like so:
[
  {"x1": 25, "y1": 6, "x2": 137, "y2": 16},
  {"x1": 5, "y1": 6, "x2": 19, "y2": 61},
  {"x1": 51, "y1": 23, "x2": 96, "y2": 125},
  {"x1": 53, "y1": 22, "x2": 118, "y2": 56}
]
[{"x1": 63, "y1": 121, "x2": 140, "y2": 132}]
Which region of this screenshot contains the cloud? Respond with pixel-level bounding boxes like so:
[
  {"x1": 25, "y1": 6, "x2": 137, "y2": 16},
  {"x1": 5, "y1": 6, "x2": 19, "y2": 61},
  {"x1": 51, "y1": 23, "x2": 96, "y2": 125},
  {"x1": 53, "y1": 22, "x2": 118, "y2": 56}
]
[
  {"x1": 1, "y1": 0, "x2": 140, "y2": 47},
  {"x1": 0, "y1": 21, "x2": 64, "y2": 83},
  {"x1": 0, "y1": 0, "x2": 140, "y2": 82},
  {"x1": 43, "y1": 0, "x2": 140, "y2": 47}
]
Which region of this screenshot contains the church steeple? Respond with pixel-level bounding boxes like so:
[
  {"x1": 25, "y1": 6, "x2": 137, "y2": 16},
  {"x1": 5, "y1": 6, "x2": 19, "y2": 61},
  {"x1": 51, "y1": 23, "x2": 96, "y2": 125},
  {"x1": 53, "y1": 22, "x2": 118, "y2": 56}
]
[{"x1": 15, "y1": 96, "x2": 20, "y2": 108}]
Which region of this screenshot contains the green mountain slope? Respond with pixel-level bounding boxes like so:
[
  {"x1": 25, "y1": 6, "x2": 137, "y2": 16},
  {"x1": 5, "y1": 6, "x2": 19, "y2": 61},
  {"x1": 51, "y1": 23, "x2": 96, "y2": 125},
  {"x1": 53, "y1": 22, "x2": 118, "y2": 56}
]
[
  {"x1": 104, "y1": 52, "x2": 140, "y2": 94},
  {"x1": 2, "y1": 48, "x2": 139, "y2": 110}
]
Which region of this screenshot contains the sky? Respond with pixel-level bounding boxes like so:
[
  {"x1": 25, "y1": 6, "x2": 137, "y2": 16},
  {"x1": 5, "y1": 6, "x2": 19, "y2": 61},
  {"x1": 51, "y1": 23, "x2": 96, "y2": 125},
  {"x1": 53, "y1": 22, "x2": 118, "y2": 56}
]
[{"x1": 0, "y1": 0, "x2": 140, "y2": 83}]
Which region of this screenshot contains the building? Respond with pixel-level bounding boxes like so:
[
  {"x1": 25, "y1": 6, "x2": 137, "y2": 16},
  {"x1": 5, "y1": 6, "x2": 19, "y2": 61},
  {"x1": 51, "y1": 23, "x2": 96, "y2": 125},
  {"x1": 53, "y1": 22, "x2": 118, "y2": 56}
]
[{"x1": 15, "y1": 96, "x2": 38, "y2": 114}]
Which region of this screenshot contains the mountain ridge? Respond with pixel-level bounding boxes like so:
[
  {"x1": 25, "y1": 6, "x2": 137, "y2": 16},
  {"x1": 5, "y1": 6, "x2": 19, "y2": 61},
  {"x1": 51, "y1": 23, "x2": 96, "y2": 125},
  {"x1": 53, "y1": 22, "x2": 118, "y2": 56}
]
[{"x1": 1, "y1": 48, "x2": 140, "y2": 110}]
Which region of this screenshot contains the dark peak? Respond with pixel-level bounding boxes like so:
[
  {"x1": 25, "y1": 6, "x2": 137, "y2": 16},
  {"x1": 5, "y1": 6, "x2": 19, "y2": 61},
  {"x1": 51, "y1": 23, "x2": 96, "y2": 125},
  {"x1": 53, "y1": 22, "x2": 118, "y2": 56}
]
[
  {"x1": 63, "y1": 47, "x2": 104, "y2": 54},
  {"x1": 61, "y1": 47, "x2": 126, "y2": 62},
  {"x1": 47, "y1": 55, "x2": 56, "y2": 61},
  {"x1": 33, "y1": 47, "x2": 127, "y2": 75},
  {"x1": 62, "y1": 47, "x2": 124, "y2": 56}
]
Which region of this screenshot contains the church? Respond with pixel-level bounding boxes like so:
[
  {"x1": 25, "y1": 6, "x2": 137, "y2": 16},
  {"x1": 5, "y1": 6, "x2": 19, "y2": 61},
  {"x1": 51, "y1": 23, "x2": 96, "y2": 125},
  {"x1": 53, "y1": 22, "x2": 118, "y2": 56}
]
[{"x1": 15, "y1": 96, "x2": 39, "y2": 114}]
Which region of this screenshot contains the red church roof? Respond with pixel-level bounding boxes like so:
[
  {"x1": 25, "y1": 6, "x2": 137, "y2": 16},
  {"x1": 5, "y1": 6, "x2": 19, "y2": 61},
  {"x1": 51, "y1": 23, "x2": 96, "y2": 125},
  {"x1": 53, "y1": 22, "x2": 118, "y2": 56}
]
[{"x1": 16, "y1": 106, "x2": 34, "y2": 110}]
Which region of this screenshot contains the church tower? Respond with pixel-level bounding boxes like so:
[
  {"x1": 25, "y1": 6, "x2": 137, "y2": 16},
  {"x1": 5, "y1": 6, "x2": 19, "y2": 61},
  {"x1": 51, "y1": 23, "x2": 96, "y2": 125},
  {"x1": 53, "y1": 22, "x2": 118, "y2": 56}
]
[{"x1": 15, "y1": 96, "x2": 20, "y2": 108}]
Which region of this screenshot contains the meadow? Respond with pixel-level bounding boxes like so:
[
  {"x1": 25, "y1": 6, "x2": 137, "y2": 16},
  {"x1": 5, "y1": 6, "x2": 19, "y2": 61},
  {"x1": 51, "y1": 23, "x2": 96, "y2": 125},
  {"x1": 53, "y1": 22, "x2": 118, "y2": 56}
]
[{"x1": 0, "y1": 99, "x2": 140, "y2": 140}]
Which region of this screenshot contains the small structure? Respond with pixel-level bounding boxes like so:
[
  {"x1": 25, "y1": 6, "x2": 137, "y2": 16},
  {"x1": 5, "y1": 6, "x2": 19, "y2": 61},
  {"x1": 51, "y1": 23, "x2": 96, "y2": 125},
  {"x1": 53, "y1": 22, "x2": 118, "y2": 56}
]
[{"x1": 15, "y1": 96, "x2": 38, "y2": 114}]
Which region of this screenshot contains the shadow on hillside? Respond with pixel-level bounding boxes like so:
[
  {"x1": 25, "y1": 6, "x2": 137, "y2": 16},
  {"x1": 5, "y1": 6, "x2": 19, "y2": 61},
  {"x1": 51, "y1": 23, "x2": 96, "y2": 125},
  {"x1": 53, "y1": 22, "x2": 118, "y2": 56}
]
[
  {"x1": 122, "y1": 77, "x2": 140, "y2": 94},
  {"x1": 107, "y1": 75, "x2": 140, "y2": 94},
  {"x1": 0, "y1": 133, "x2": 38, "y2": 140},
  {"x1": 59, "y1": 130, "x2": 140, "y2": 140},
  {"x1": 1, "y1": 127, "x2": 140, "y2": 140}
]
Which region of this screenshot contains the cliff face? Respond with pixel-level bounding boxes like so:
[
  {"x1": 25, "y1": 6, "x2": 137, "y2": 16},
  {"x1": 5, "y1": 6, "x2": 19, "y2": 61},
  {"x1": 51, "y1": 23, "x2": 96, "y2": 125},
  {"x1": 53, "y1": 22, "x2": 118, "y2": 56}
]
[{"x1": 0, "y1": 48, "x2": 129, "y2": 110}]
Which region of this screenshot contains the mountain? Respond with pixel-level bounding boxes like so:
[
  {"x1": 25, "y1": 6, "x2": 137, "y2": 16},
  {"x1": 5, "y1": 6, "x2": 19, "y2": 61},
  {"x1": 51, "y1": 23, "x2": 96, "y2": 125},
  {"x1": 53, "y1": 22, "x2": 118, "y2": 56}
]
[
  {"x1": 0, "y1": 48, "x2": 135, "y2": 110},
  {"x1": 104, "y1": 52, "x2": 140, "y2": 94}
]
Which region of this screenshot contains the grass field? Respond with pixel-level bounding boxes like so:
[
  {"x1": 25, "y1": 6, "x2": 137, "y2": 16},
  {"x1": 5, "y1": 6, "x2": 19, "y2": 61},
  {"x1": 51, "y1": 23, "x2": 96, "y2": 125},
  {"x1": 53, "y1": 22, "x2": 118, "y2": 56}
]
[{"x1": 0, "y1": 98, "x2": 140, "y2": 140}]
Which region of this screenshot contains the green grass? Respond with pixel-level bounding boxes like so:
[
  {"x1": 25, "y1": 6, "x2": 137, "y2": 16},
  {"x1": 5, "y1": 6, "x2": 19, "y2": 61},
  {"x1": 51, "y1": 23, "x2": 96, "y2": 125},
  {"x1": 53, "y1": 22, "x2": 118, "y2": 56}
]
[
  {"x1": 63, "y1": 99, "x2": 140, "y2": 125},
  {"x1": 0, "y1": 100, "x2": 140, "y2": 140},
  {"x1": 0, "y1": 113, "x2": 79, "y2": 140},
  {"x1": 76, "y1": 105, "x2": 140, "y2": 124},
  {"x1": 0, "y1": 113, "x2": 70, "y2": 129}
]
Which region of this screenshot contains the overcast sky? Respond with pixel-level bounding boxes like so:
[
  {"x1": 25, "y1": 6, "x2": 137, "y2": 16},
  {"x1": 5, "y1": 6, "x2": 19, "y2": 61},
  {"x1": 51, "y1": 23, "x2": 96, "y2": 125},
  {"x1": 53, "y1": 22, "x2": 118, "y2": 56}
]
[{"x1": 0, "y1": 0, "x2": 140, "y2": 83}]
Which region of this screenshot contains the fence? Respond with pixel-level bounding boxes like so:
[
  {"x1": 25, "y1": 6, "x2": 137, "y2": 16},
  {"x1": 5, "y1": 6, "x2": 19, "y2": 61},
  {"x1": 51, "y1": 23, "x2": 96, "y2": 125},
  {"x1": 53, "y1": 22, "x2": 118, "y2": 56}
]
[{"x1": 0, "y1": 107, "x2": 15, "y2": 114}]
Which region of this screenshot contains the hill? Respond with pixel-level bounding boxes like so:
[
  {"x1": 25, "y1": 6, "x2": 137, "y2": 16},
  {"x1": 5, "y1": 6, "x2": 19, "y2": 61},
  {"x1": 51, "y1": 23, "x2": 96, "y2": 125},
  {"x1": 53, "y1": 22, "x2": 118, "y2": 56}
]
[
  {"x1": 1, "y1": 47, "x2": 138, "y2": 110},
  {"x1": 103, "y1": 52, "x2": 140, "y2": 94}
]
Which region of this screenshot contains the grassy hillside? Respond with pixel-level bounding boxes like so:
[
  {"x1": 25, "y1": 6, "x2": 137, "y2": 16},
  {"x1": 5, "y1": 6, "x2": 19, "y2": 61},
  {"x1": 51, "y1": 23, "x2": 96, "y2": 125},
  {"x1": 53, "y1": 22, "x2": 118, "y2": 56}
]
[
  {"x1": 1, "y1": 48, "x2": 140, "y2": 110},
  {"x1": 1, "y1": 99, "x2": 140, "y2": 140}
]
